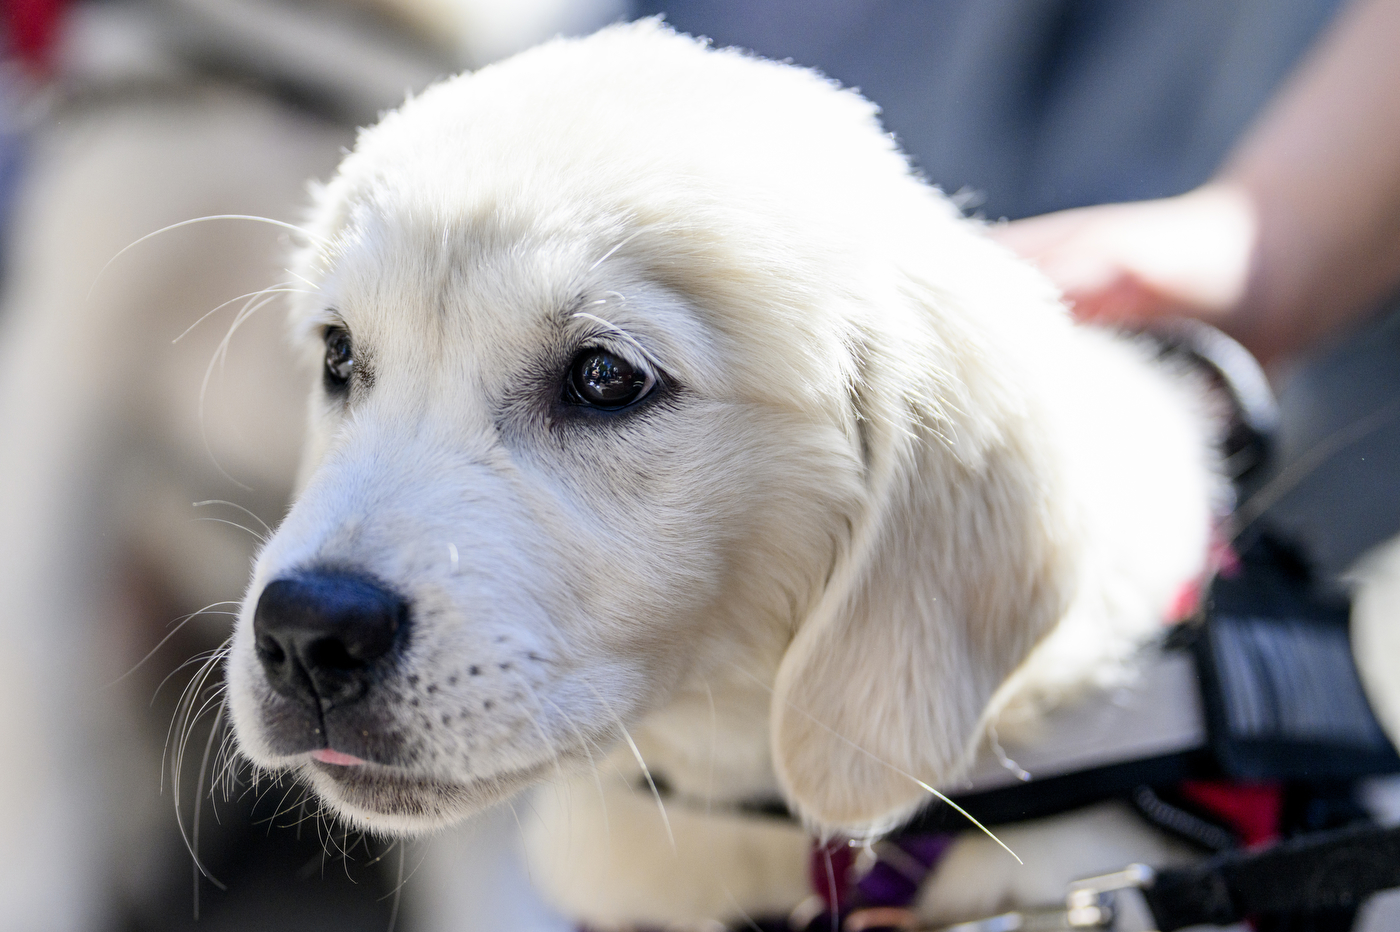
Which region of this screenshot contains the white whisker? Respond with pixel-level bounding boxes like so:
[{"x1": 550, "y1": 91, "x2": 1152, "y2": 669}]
[
  {"x1": 585, "y1": 683, "x2": 675, "y2": 852},
  {"x1": 193, "y1": 499, "x2": 275, "y2": 540},
  {"x1": 504, "y1": 799, "x2": 541, "y2": 888},
  {"x1": 385, "y1": 842, "x2": 404, "y2": 932},
  {"x1": 570, "y1": 311, "x2": 664, "y2": 370},
  {"x1": 1233, "y1": 392, "x2": 1400, "y2": 536},
  {"x1": 191, "y1": 515, "x2": 267, "y2": 543},
  {"x1": 107, "y1": 604, "x2": 234, "y2": 690},
  {"x1": 536, "y1": 691, "x2": 612, "y2": 846},
  {"x1": 191, "y1": 701, "x2": 228, "y2": 917},
  {"x1": 286, "y1": 267, "x2": 322, "y2": 290},
  {"x1": 90, "y1": 215, "x2": 323, "y2": 303},
  {"x1": 587, "y1": 228, "x2": 644, "y2": 271},
  {"x1": 165, "y1": 641, "x2": 232, "y2": 916},
  {"x1": 172, "y1": 284, "x2": 309, "y2": 345},
  {"x1": 195, "y1": 287, "x2": 286, "y2": 491}
]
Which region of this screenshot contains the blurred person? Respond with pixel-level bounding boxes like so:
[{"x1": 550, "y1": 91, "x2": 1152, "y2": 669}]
[
  {"x1": 995, "y1": 0, "x2": 1400, "y2": 371},
  {"x1": 648, "y1": 1, "x2": 1344, "y2": 224},
  {"x1": 978, "y1": 0, "x2": 1400, "y2": 584}
]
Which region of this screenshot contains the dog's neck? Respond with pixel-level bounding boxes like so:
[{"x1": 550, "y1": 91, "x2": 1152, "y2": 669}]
[{"x1": 626, "y1": 652, "x2": 787, "y2": 805}]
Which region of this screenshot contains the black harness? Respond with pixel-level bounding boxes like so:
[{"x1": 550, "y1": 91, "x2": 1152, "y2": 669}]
[{"x1": 833, "y1": 530, "x2": 1400, "y2": 932}]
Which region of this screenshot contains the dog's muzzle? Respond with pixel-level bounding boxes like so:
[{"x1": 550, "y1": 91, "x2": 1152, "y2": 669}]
[{"x1": 253, "y1": 570, "x2": 408, "y2": 712}]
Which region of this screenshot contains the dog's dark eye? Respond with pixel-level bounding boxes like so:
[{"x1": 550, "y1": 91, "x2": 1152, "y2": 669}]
[
  {"x1": 565, "y1": 348, "x2": 655, "y2": 409},
  {"x1": 324, "y1": 326, "x2": 353, "y2": 392}
]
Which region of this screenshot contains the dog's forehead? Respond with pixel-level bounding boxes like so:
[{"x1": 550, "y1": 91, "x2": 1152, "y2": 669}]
[
  {"x1": 324, "y1": 204, "x2": 594, "y2": 346},
  {"x1": 292, "y1": 21, "x2": 955, "y2": 411},
  {"x1": 308, "y1": 20, "x2": 915, "y2": 274}
]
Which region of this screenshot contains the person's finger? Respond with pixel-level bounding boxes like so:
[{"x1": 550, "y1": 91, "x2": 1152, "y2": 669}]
[{"x1": 990, "y1": 208, "x2": 1096, "y2": 256}]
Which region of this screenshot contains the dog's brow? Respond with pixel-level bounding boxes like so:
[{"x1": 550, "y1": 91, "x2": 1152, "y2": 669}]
[
  {"x1": 291, "y1": 306, "x2": 346, "y2": 345},
  {"x1": 568, "y1": 310, "x2": 663, "y2": 371}
]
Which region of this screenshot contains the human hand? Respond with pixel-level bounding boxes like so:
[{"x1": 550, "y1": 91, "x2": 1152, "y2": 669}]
[{"x1": 993, "y1": 184, "x2": 1257, "y2": 331}]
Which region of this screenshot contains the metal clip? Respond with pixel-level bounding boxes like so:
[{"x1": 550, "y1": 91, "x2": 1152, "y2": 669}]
[
  {"x1": 934, "y1": 904, "x2": 1082, "y2": 931},
  {"x1": 926, "y1": 863, "x2": 1156, "y2": 932},
  {"x1": 1064, "y1": 864, "x2": 1156, "y2": 931}
]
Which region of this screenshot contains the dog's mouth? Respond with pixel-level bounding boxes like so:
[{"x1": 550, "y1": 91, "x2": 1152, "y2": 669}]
[
  {"x1": 234, "y1": 567, "x2": 612, "y2": 830},
  {"x1": 310, "y1": 747, "x2": 367, "y2": 766},
  {"x1": 302, "y1": 753, "x2": 554, "y2": 829},
  {"x1": 235, "y1": 652, "x2": 601, "y2": 830}
]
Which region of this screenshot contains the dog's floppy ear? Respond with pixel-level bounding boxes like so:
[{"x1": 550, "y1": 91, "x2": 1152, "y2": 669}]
[{"x1": 770, "y1": 283, "x2": 1077, "y2": 834}]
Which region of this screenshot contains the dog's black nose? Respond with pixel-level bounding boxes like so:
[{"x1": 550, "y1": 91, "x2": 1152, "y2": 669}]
[{"x1": 253, "y1": 571, "x2": 407, "y2": 708}]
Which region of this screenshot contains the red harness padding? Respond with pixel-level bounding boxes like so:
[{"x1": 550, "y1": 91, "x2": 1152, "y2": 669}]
[
  {"x1": 1169, "y1": 529, "x2": 1241, "y2": 623},
  {"x1": 1177, "y1": 779, "x2": 1283, "y2": 848}
]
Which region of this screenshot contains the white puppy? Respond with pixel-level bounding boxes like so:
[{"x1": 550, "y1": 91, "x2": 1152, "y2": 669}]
[{"x1": 226, "y1": 20, "x2": 1216, "y2": 927}]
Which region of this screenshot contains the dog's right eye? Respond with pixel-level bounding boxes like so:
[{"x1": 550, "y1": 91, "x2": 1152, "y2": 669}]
[
  {"x1": 324, "y1": 327, "x2": 353, "y2": 392},
  {"x1": 565, "y1": 348, "x2": 656, "y2": 410}
]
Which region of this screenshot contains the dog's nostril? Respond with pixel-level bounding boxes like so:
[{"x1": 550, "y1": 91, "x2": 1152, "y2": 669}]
[
  {"x1": 306, "y1": 636, "x2": 360, "y2": 671},
  {"x1": 255, "y1": 633, "x2": 286, "y2": 664},
  {"x1": 252, "y1": 570, "x2": 408, "y2": 707}
]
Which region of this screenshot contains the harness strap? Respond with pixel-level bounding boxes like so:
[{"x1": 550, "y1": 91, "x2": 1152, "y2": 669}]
[{"x1": 1143, "y1": 822, "x2": 1400, "y2": 931}]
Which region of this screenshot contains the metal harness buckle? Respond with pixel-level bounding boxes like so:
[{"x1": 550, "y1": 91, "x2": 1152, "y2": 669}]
[{"x1": 928, "y1": 863, "x2": 1157, "y2": 932}]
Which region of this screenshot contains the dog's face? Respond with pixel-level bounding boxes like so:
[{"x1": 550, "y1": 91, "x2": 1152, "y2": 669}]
[{"x1": 227, "y1": 21, "x2": 1079, "y2": 836}]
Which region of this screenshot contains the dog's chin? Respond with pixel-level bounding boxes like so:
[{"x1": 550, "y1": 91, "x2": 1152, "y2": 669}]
[{"x1": 300, "y1": 759, "x2": 550, "y2": 835}]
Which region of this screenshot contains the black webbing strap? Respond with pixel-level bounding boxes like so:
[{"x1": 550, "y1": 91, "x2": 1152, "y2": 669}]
[
  {"x1": 1194, "y1": 532, "x2": 1400, "y2": 782},
  {"x1": 1143, "y1": 823, "x2": 1400, "y2": 931},
  {"x1": 896, "y1": 752, "x2": 1209, "y2": 831}
]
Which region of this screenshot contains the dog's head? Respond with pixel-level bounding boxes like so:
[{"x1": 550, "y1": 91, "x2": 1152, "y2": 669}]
[{"x1": 226, "y1": 20, "x2": 1081, "y2": 836}]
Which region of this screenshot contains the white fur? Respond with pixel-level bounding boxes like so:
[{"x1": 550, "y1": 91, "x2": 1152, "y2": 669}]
[
  {"x1": 1351, "y1": 537, "x2": 1400, "y2": 749},
  {"x1": 226, "y1": 21, "x2": 1216, "y2": 926}
]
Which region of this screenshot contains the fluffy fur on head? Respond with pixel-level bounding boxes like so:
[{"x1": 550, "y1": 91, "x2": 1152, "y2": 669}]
[{"x1": 226, "y1": 18, "x2": 1214, "y2": 858}]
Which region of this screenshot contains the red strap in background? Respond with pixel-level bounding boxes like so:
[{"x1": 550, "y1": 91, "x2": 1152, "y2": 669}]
[
  {"x1": 5, "y1": 0, "x2": 69, "y2": 75},
  {"x1": 810, "y1": 840, "x2": 858, "y2": 913}
]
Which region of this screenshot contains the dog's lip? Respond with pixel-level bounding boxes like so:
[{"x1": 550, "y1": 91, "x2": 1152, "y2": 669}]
[
  {"x1": 310, "y1": 747, "x2": 368, "y2": 766},
  {"x1": 306, "y1": 750, "x2": 551, "y2": 800}
]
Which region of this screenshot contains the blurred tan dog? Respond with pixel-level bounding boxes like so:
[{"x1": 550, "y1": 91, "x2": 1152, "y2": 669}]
[
  {"x1": 0, "y1": 2, "x2": 614, "y2": 929},
  {"x1": 225, "y1": 21, "x2": 1219, "y2": 928},
  {"x1": 0, "y1": 87, "x2": 339, "y2": 930}
]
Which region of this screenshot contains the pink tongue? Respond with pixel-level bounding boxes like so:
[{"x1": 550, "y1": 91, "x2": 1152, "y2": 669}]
[{"x1": 311, "y1": 748, "x2": 367, "y2": 766}]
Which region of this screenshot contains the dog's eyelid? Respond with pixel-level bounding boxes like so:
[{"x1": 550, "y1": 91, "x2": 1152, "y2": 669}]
[
  {"x1": 289, "y1": 306, "x2": 344, "y2": 347},
  {"x1": 319, "y1": 308, "x2": 349, "y2": 331},
  {"x1": 576, "y1": 338, "x2": 658, "y2": 382},
  {"x1": 568, "y1": 311, "x2": 664, "y2": 372}
]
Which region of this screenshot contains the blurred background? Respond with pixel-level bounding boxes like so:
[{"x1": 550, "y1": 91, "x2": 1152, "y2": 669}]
[{"x1": 2, "y1": 1, "x2": 1399, "y2": 930}]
